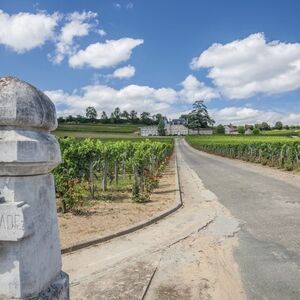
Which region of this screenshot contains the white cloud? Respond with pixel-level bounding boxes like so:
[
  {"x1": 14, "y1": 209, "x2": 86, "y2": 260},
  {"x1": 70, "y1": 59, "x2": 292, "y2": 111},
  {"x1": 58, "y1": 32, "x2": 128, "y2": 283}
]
[
  {"x1": 69, "y1": 38, "x2": 144, "y2": 69},
  {"x1": 45, "y1": 74, "x2": 219, "y2": 117},
  {"x1": 113, "y1": 3, "x2": 122, "y2": 9},
  {"x1": 98, "y1": 29, "x2": 107, "y2": 37},
  {"x1": 51, "y1": 11, "x2": 98, "y2": 64},
  {"x1": 0, "y1": 10, "x2": 59, "y2": 53},
  {"x1": 179, "y1": 75, "x2": 219, "y2": 103},
  {"x1": 191, "y1": 33, "x2": 300, "y2": 99},
  {"x1": 45, "y1": 83, "x2": 177, "y2": 116},
  {"x1": 212, "y1": 106, "x2": 300, "y2": 125},
  {"x1": 111, "y1": 65, "x2": 135, "y2": 78}
]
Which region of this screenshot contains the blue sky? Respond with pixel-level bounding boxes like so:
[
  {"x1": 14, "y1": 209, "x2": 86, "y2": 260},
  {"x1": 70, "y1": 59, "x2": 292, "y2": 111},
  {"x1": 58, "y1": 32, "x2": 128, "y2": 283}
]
[{"x1": 1, "y1": 0, "x2": 300, "y2": 124}]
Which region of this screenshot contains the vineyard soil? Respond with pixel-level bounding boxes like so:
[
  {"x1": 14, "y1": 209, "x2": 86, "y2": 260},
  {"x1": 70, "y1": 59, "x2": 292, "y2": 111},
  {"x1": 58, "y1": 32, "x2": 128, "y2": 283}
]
[{"x1": 58, "y1": 153, "x2": 176, "y2": 249}]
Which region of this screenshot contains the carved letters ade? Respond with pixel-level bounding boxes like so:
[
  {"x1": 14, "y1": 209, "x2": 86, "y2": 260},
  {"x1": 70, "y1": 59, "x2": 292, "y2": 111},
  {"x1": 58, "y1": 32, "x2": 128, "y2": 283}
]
[{"x1": 0, "y1": 201, "x2": 33, "y2": 241}]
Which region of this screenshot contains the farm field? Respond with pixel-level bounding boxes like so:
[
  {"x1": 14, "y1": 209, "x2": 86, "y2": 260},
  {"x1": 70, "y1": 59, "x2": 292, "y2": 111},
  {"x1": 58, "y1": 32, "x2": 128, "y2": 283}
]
[
  {"x1": 56, "y1": 123, "x2": 140, "y2": 133},
  {"x1": 262, "y1": 129, "x2": 300, "y2": 136},
  {"x1": 186, "y1": 135, "x2": 300, "y2": 171},
  {"x1": 58, "y1": 152, "x2": 177, "y2": 249}
]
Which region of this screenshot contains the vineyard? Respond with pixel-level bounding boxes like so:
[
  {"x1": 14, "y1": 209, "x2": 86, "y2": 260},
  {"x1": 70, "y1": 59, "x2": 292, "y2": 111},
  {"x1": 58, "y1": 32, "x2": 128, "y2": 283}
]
[
  {"x1": 54, "y1": 137, "x2": 173, "y2": 212},
  {"x1": 186, "y1": 136, "x2": 300, "y2": 171}
]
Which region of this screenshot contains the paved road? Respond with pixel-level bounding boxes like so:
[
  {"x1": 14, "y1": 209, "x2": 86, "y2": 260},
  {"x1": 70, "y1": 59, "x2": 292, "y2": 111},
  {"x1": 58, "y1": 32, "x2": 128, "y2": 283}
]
[
  {"x1": 63, "y1": 140, "x2": 244, "y2": 299},
  {"x1": 179, "y1": 139, "x2": 300, "y2": 300}
]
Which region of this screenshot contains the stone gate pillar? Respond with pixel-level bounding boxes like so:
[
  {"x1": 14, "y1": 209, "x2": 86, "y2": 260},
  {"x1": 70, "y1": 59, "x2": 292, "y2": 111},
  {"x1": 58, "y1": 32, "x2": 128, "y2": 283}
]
[{"x1": 0, "y1": 77, "x2": 69, "y2": 299}]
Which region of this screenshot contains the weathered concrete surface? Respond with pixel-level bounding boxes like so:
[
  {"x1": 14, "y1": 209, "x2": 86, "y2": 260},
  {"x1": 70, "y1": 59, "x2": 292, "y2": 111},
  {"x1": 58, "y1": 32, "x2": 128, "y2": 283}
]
[
  {"x1": 0, "y1": 77, "x2": 68, "y2": 299},
  {"x1": 63, "y1": 141, "x2": 245, "y2": 299},
  {"x1": 180, "y1": 138, "x2": 300, "y2": 299},
  {"x1": 0, "y1": 77, "x2": 57, "y2": 131}
]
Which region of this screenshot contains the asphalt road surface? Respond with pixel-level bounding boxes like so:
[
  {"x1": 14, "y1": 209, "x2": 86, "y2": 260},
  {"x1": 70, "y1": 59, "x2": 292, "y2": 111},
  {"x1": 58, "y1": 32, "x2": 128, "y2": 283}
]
[
  {"x1": 63, "y1": 139, "x2": 300, "y2": 299},
  {"x1": 179, "y1": 138, "x2": 300, "y2": 300}
]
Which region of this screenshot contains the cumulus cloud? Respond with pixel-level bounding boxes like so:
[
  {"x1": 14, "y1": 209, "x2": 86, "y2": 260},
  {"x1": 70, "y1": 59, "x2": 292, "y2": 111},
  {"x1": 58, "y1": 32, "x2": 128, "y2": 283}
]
[
  {"x1": 51, "y1": 11, "x2": 98, "y2": 64},
  {"x1": 69, "y1": 38, "x2": 144, "y2": 69},
  {"x1": 111, "y1": 65, "x2": 136, "y2": 78},
  {"x1": 97, "y1": 29, "x2": 107, "y2": 37},
  {"x1": 191, "y1": 33, "x2": 300, "y2": 99},
  {"x1": 0, "y1": 10, "x2": 59, "y2": 53},
  {"x1": 45, "y1": 84, "x2": 176, "y2": 116},
  {"x1": 45, "y1": 74, "x2": 219, "y2": 116},
  {"x1": 212, "y1": 106, "x2": 300, "y2": 125},
  {"x1": 179, "y1": 75, "x2": 219, "y2": 103}
]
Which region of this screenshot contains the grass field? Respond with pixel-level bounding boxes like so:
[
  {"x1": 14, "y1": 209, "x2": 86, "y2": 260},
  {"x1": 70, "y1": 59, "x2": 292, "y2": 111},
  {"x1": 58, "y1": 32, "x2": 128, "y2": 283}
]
[
  {"x1": 262, "y1": 129, "x2": 300, "y2": 137},
  {"x1": 56, "y1": 123, "x2": 140, "y2": 134}
]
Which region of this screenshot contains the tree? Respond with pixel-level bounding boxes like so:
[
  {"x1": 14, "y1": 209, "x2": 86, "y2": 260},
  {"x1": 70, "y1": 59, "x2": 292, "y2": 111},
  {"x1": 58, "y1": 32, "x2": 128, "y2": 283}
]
[
  {"x1": 215, "y1": 124, "x2": 225, "y2": 134},
  {"x1": 101, "y1": 111, "x2": 108, "y2": 123},
  {"x1": 188, "y1": 100, "x2": 215, "y2": 133},
  {"x1": 110, "y1": 112, "x2": 116, "y2": 124},
  {"x1": 86, "y1": 106, "x2": 97, "y2": 121},
  {"x1": 238, "y1": 126, "x2": 245, "y2": 134},
  {"x1": 261, "y1": 122, "x2": 270, "y2": 131},
  {"x1": 158, "y1": 118, "x2": 166, "y2": 136},
  {"x1": 113, "y1": 107, "x2": 121, "y2": 123},
  {"x1": 245, "y1": 124, "x2": 254, "y2": 130},
  {"x1": 140, "y1": 112, "x2": 152, "y2": 125},
  {"x1": 129, "y1": 110, "x2": 138, "y2": 123},
  {"x1": 121, "y1": 110, "x2": 129, "y2": 121},
  {"x1": 154, "y1": 113, "x2": 163, "y2": 124},
  {"x1": 57, "y1": 116, "x2": 65, "y2": 123},
  {"x1": 253, "y1": 128, "x2": 261, "y2": 135},
  {"x1": 274, "y1": 121, "x2": 283, "y2": 130}
]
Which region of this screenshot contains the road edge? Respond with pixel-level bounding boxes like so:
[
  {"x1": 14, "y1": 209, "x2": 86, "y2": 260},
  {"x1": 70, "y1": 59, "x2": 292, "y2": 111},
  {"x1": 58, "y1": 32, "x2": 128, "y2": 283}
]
[{"x1": 61, "y1": 146, "x2": 183, "y2": 255}]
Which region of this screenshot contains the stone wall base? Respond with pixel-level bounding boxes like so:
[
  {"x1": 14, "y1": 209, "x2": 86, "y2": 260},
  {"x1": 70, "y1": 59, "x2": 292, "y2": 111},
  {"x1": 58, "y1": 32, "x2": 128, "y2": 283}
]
[{"x1": 34, "y1": 272, "x2": 69, "y2": 300}]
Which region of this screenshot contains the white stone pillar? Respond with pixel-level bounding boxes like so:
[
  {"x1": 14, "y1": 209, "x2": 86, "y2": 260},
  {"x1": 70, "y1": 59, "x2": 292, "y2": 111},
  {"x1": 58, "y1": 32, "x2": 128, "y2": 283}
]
[{"x1": 0, "y1": 77, "x2": 69, "y2": 299}]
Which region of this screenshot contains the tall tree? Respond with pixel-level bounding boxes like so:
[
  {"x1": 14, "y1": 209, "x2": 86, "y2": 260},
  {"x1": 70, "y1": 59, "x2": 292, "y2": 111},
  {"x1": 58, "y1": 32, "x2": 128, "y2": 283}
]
[
  {"x1": 121, "y1": 110, "x2": 129, "y2": 121},
  {"x1": 154, "y1": 113, "x2": 163, "y2": 124},
  {"x1": 110, "y1": 112, "x2": 116, "y2": 124},
  {"x1": 101, "y1": 111, "x2": 109, "y2": 123},
  {"x1": 86, "y1": 106, "x2": 98, "y2": 121},
  {"x1": 274, "y1": 121, "x2": 283, "y2": 130},
  {"x1": 188, "y1": 100, "x2": 215, "y2": 133},
  {"x1": 261, "y1": 122, "x2": 270, "y2": 131},
  {"x1": 140, "y1": 112, "x2": 152, "y2": 125},
  {"x1": 114, "y1": 107, "x2": 121, "y2": 123},
  {"x1": 129, "y1": 110, "x2": 138, "y2": 123},
  {"x1": 157, "y1": 118, "x2": 166, "y2": 136}
]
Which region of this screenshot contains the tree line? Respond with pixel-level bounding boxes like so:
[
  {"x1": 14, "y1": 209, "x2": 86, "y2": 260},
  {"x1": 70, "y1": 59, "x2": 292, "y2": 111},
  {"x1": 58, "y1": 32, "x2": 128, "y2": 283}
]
[
  {"x1": 215, "y1": 121, "x2": 300, "y2": 135},
  {"x1": 58, "y1": 106, "x2": 165, "y2": 125}
]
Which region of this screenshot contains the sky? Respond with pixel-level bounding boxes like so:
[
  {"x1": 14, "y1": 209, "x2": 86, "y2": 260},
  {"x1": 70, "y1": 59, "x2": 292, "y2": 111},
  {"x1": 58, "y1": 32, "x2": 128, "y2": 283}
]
[{"x1": 1, "y1": 0, "x2": 300, "y2": 125}]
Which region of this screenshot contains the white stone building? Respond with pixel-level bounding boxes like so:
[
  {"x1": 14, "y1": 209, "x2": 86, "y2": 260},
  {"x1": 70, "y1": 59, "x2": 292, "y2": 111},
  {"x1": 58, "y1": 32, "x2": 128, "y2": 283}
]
[
  {"x1": 140, "y1": 124, "x2": 213, "y2": 136},
  {"x1": 224, "y1": 125, "x2": 239, "y2": 135},
  {"x1": 140, "y1": 126, "x2": 159, "y2": 136}
]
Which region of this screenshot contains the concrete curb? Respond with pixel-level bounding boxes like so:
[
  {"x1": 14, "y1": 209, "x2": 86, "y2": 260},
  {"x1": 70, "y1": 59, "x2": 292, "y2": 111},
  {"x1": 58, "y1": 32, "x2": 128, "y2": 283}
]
[{"x1": 61, "y1": 148, "x2": 183, "y2": 255}]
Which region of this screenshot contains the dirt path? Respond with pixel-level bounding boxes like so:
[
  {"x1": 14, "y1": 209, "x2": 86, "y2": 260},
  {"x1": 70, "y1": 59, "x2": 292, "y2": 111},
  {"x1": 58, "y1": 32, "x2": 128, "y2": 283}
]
[
  {"x1": 58, "y1": 154, "x2": 176, "y2": 249},
  {"x1": 62, "y1": 141, "x2": 245, "y2": 299}
]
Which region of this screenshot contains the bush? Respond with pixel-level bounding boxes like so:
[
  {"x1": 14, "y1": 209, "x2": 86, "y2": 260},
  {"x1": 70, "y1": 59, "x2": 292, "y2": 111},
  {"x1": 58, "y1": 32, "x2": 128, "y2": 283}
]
[{"x1": 253, "y1": 128, "x2": 261, "y2": 135}]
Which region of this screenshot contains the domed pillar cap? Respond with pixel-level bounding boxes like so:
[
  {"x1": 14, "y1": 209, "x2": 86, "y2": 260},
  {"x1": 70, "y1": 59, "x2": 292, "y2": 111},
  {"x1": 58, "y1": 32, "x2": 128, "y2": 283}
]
[{"x1": 0, "y1": 77, "x2": 57, "y2": 131}]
